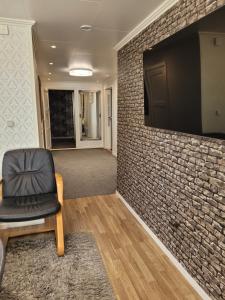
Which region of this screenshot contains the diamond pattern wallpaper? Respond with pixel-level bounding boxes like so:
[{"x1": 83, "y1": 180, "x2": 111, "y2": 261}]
[{"x1": 0, "y1": 22, "x2": 39, "y2": 176}]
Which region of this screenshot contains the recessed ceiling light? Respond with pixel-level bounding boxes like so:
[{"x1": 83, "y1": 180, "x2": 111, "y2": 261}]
[
  {"x1": 51, "y1": 45, "x2": 56, "y2": 48},
  {"x1": 69, "y1": 68, "x2": 93, "y2": 77},
  {"x1": 48, "y1": 78, "x2": 51, "y2": 81},
  {"x1": 80, "y1": 25, "x2": 92, "y2": 32},
  {"x1": 48, "y1": 72, "x2": 52, "y2": 75},
  {"x1": 49, "y1": 62, "x2": 54, "y2": 65}
]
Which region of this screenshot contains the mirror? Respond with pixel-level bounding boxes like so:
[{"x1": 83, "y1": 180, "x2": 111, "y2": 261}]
[
  {"x1": 79, "y1": 91, "x2": 101, "y2": 141},
  {"x1": 143, "y1": 5, "x2": 225, "y2": 139}
]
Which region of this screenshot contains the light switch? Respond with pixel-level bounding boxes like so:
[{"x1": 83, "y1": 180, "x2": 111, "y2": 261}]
[
  {"x1": 7, "y1": 121, "x2": 15, "y2": 128},
  {"x1": 0, "y1": 24, "x2": 9, "y2": 35}
]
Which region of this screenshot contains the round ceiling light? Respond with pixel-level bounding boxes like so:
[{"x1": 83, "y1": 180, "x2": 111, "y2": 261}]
[
  {"x1": 80, "y1": 24, "x2": 92, "y2": 31},
  {"x1": 69, "y1": 68, "x2": 93, "y2": 77},
  {"x1": 51, "y1": 45, "x2": 56, "y2": 48}
]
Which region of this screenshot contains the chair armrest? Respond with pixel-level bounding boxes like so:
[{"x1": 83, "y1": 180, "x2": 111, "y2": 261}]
[{"x1": 55, "y1": 173, "x2": 64, "y2": 206}]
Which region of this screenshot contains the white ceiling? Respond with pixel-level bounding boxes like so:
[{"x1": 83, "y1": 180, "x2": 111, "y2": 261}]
[{"x1": 0, "y1": 0, "x2": 165, "y2": 82}]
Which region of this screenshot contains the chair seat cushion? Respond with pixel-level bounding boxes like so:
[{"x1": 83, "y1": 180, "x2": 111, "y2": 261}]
[{"x1": 0, "y1": 193, "x2": 61, "y2": 222}]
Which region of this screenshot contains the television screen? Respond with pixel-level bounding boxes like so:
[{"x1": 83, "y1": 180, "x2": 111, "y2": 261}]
[{"x1": 144, "y1": 6, "x2": 225, "y2": 139}]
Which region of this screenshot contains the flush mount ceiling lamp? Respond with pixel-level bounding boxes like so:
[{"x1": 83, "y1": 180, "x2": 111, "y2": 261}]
[
  {"x1": 80, "y1": 24, "x2": 93, "y2": 32},
  {"x1": 69, "y1": 68, "x2": 93, "y2": 77}
]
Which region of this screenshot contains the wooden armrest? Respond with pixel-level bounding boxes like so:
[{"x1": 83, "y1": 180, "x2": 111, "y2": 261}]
[{"x1": 55, "y1": 173, "x2": 64, "y2": 206}]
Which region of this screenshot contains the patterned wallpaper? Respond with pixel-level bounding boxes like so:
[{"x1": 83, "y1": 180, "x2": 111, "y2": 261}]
[{"x1": 0, "y1": 21, "x2": 39, "y2": 176}]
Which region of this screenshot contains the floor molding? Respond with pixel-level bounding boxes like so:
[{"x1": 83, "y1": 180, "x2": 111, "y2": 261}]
[{"x1": 116, "y1": 191, "x2": 211, "y2": 300}]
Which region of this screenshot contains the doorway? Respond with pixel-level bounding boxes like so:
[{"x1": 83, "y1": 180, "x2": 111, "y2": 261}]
[
  {"x1": 79, "y1": 91, "x2": 101, "y2": 141},
  {"x1": 76, "y1": 90, "x2": 103, "y2": 149},
  {"x1": 105, "y1": 88, "x2": 113, "y2": 151},
  {"x1": 48, "y1": 90, "x2": 75, "y2": 149}
]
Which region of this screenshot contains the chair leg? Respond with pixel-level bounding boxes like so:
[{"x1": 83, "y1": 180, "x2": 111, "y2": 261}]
[{"x1": 55, "y1": 210, "x2": 64, "y2": 256}]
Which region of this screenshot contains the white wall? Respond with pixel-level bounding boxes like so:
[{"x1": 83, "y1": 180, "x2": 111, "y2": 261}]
[
  {"x1": 42, "y1": 78, "x2": 117, "y2": 154},
  {"x1": 0, "y1": 18, "x2": 40, "y2": 176},
  {"x1": 200, "y1": 32, "x2": 225, "y2": 134},
  {"x1": 103, "y1": 76, "x2": 118, "y2": 157}
]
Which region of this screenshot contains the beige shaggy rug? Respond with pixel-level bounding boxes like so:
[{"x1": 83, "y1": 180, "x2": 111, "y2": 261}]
[{"x1": 0, "y1": 233, "x2": 115, "y2": 300}]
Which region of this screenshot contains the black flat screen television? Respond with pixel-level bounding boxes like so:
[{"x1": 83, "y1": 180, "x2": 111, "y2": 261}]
[{"x1": 143, "y1": 5, "x2": 225, "y2": 139}]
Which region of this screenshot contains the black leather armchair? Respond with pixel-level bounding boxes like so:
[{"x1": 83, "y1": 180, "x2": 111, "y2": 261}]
[
  {"x1": 0, "y1": 148, "x2": 64, "y2": 256},
  {"x1": 0, "y1": 239, "x2": 5, "y2": 285}
]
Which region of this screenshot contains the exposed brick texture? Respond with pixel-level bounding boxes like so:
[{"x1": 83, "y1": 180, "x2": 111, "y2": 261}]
[{"x1": 117, "y1": 1, "x2": 225, "y2": 299}]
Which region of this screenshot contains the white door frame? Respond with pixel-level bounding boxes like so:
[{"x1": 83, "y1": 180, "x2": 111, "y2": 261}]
[
  {"x1": 75, "y1": 89, "x2": 104, "y2": 149},
  {"x1": 104, "y1": 88, "x2": 113, "y2": 151},
  {"x1": 103, "y1": 76, "x2": 117, "y2": 157},
  {"x1": 43, "y1": 89, "x2": 52, "y2": 149},
  {"x1": 43, "y1": 88, "x2": 76, "y2": 150},
  {"x1": 42, "y1": 84, "x2": 104, "y2": 150}
]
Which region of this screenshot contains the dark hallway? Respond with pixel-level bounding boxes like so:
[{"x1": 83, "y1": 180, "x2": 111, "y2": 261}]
[{"x1": 49, "y1": 90, "x2": 75, "y2": 149}]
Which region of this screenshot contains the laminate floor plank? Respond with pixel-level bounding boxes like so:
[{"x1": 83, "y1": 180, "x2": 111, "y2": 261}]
[{"x1": 0, "y1": 194, "x2": 201, "y2": 300}]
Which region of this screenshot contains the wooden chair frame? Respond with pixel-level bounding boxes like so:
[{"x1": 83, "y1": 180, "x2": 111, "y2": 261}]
[
  {"x1": 54, "y1": 173, "x2": 65, "y2": 256},
  {"x1": 0, "y1": 173, "x2": 64, "y2": 257}
]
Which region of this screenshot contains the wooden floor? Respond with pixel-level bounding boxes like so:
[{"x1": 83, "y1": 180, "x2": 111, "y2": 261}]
[{"x1": 0, "y1": 194, "x2": 201, "y2": 300}]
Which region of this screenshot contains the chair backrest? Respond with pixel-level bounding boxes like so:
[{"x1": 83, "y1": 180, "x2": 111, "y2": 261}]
[{"x1": 2, "y1": 148, "x2": 56, "y2": 198}]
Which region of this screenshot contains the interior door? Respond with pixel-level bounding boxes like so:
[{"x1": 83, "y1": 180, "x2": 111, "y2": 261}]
[
  {"x1": 106, "y1": 88, "x2": 112, "y2": 150},
  {"x1": 43, "y1": 90, "x2": 52, "y2": 149},
  {"x1": 144, "y1": 62, "x2": 170, "y2": 128},
  {"x1": 38, "y1": 77, "x2": 46, "y2": 148},
  {"x1": 48, "y1": 90, "x2": 75, "y2": 149},
  {"x1": 76, "y1": 90, "x2": 103, "y2": 149}
]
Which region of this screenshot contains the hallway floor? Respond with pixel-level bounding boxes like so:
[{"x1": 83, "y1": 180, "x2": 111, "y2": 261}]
[
  {"x1": 2, "y1": 195, "x2": 201, "y2": 300},
  {"x1": 51, "y1": 138, "x2": 76, "y2": 149},
  {"x1": 52, "y1": 149, "x2": 117, "y2": 199}
]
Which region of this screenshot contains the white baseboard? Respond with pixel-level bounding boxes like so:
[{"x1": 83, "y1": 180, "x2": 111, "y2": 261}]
[
  {"x1": 116, "y1": 191, "x2": 211, "y2": 300},
  {"x1": 0, "y1": 219, "x2": 44, "y2": 229},
  {"x1": 112, "y1": 150, "x2": 117, "y2": 158}
]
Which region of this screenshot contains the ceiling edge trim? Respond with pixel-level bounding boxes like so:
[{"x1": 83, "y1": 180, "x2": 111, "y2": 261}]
[
  {"x1": 0, "y1": 17, "x2": 35, "y2": 26},
  {"x1": 114, "y1": 0, "x2": 179, "y2": 51}
]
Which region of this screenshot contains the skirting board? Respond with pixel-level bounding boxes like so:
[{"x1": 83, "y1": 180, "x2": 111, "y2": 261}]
[
  {"x1": 0, "y1": 219, "x2": 44, "y2": 229},
  {"x1": 116, "y1": 191, "x2": 211, "y2": 300}
]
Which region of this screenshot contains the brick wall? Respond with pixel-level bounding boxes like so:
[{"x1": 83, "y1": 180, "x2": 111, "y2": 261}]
[{"x1": 117, "y1": 1, "x2": 225, "y2": 299}]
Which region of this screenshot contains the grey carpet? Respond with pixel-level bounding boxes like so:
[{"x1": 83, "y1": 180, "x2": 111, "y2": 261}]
[
  {"x1": 52, "y1": 149, "x2": 117, "y2": 199},
  {"x1": 0, "y1": 233, "x2": 115, "y2": 300}
]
